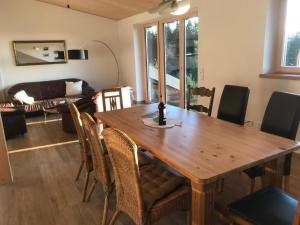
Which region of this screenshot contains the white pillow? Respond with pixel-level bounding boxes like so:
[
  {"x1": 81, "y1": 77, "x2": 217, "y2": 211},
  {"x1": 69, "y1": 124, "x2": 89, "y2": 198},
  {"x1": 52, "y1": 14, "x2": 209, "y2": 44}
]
[
  {"x1": 65, "y1": 81, "x2": 83, "y2": 96},
  {"x1": 14, "y1": 90, "x2": 35, "y2": 105}
]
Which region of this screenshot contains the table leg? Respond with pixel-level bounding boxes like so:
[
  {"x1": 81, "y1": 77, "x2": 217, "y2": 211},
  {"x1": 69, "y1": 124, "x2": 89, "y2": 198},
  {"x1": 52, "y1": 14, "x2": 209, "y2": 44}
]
[
  {"x1": 191, "y1": 181, "x2": 216, "y2": 225},
  {"x1": 263, "y1": 157, "x2": 284, "y2": 188}
]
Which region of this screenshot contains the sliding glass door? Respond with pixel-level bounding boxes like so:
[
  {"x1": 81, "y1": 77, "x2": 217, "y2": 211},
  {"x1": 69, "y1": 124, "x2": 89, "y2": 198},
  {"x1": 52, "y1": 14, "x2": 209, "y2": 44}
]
[
  {"x1": 185, "y1": 17, "x2": 199, "y2": 106},
  {"x1": 164, "y1": 21, "x2": 180, "y2": 106},
  {"x1": 143, "y1": 15, "x2": 199, "y2": 108},
  {"x1": 145, "y1": 25, "x2": 159, "y2": 103}
]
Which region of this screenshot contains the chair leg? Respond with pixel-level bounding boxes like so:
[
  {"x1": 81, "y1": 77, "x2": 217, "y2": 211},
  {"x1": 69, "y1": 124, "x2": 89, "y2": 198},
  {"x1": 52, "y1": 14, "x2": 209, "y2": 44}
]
[
  {"x1": 75, "y1": 161, "x2": 84, "y2": 181},
  {"x1": 250, "y1": 178, "x2": 255, "y2": 193},
  {"x1": 82, "y1": 171, "x2": 91, "y2": 202},
  {"x1": 186, "y1": 210, "x2": 191, "y2": 225},
  {"x1": 86, "y1": 179, "x2": 97, "y2": 202},
  {"x1": 108, "y1": 210, "x2": 120, "y2": 225},
  {"x1": 101, "y1": 193, "x2": 110, "y2": 225}
]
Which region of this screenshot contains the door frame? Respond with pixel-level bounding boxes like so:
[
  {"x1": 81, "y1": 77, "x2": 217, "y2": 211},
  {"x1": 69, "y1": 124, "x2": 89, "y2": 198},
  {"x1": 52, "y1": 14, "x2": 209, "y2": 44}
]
[{"x1": 142, "y1": 11, "x2": 198, "y2": 108}]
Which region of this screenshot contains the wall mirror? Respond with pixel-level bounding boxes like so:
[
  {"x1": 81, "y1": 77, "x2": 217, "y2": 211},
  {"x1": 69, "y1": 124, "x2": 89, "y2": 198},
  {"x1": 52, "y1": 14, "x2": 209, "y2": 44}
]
[{"x1": 13, "y1": 40, "x2": 67, "y2": 66}]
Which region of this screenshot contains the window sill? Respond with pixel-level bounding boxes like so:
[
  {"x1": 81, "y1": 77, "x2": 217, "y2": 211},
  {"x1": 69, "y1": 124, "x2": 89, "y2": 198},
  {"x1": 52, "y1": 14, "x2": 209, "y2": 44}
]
[{"x1": 260, "y1": 73, "x2": 300, "y2": 80}]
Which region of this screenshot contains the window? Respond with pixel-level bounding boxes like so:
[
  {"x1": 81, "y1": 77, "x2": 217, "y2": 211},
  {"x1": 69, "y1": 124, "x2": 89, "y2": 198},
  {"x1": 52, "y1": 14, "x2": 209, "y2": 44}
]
[
  {"x1": 143, "y1": 14, "x2": 199, "y2": 107},
  {"x1": 279, "y1": 0, "x2": 300, "y2": 73}
]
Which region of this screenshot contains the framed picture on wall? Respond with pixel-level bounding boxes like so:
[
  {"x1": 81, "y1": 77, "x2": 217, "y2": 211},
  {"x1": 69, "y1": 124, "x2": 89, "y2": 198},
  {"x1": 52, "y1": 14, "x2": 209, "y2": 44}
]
[{"x1": 12, "y1": 40, "x2": 67, "y2": 66}]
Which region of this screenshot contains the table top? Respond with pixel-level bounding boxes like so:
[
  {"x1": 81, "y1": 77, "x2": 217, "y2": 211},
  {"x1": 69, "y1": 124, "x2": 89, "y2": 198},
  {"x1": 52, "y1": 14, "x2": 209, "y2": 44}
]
[{"x1": 95, "y1": 104, "x2": 300, "y2": 184}]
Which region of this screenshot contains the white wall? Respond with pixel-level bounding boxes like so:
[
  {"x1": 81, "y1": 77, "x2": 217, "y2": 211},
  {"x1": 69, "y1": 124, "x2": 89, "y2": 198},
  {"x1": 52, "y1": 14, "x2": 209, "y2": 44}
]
[
  {"x1": 0, "y1": 0, "x2": 120, "y2": 100},
  {"x1": 117, "y1": 0, "x2": 300, "y2": 128},
  {"x1": 117, "y1": 13, "x2": 158, "y2": 101}
]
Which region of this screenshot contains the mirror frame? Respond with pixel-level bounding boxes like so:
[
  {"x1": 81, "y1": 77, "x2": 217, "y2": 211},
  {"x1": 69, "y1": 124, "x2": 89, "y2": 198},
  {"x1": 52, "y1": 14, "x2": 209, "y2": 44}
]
[{"x1": 12, "y1": 40, "x2": 68, "y2": 66}]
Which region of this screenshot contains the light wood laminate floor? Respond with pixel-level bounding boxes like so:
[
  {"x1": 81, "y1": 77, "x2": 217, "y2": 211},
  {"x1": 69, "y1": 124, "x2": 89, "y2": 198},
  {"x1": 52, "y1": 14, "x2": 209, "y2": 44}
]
[{"x1": 6, "y1": 115, "x2": 77, "y2": 152}]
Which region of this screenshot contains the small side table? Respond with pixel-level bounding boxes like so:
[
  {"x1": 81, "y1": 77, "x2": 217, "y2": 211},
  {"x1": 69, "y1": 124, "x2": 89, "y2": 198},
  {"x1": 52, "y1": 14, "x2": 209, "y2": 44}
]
[
  {"x1": 0, "y1": 107, "x2": 27, "y2": 139},
  {"x1": 42, "y1": 106, "x2": 61, "y2": 123},
  {"x1": 56, "y1": 103, "x2": 76, "y2": 133}
]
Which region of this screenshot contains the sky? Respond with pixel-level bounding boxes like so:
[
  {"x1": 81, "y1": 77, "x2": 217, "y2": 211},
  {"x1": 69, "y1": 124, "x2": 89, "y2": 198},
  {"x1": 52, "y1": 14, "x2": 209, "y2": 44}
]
[{"x1": 285, "y1": 0, "x2": 300, "y2": 36}]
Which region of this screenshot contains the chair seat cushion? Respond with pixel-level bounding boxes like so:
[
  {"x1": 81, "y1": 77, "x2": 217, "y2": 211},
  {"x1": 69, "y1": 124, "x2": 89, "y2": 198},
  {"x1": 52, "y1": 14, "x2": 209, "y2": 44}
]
[
  {"x1": 139, "y1": 163, "x2": 186, "y2": 210},
  {"x1": 228, "y1": 187, "x2": 298, "y2": 225}
]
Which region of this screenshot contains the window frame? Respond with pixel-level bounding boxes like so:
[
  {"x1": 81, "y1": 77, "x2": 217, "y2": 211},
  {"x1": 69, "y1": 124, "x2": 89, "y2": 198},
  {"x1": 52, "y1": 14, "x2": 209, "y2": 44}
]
[
  {"x1": 142, "y1": 22, "x2": 160, "y2": 104},
  {"x1": 276, "y1": 0, "x2": 300, "y2": 74},
  {"x1": 142, "y1": 11, "x2": 198, "y2": 107}
]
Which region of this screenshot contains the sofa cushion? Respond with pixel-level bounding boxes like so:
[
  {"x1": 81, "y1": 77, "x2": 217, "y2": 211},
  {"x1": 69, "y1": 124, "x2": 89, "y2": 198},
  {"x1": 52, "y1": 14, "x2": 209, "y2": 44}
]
[
  {"x1": 14, "y1": 90, "x2": 35, "y2": 105},
  {"x1": 66, "y1": 81, "x2": 83, "y2": 96},
  {"x1": 9, "y1": 83, "x2": 43, "y2": 100},
  {"x1": 139, "y1": 163, "x2": 185, "y2": 210},
  {"x1": 39, "y1": 81, "x2": 66, "y2": 100}
]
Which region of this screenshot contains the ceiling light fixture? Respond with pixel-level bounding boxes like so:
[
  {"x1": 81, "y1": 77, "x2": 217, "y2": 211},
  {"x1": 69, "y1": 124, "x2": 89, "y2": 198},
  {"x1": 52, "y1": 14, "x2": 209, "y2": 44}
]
[
  {"x1": 148, "y1": 0, "x2": 191, "y2": 16},
  {"x1": 170, "y1": 1, "x2": 191, "y2": 15}
]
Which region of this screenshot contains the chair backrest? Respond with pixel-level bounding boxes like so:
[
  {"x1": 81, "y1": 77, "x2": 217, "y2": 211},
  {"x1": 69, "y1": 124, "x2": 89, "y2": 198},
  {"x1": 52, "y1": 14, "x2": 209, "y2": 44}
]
[
  {"x1": 102, "y1": 128, "x2": 144, "y2": 225},
  {"x1": 102, "y1": 88, "x2": 123, "y2": 112},
  {"x1": 69, "y1": 103, "x2": 90, "y2": 164},
  {"x1": 217, "y1": 85, "x2": 250, "y2": 125},
  {"x1": 187, "y1": 86, "x2": 216, "y2": 116},
  {"x1": 80, "y1": 113, "x2": 111, "y2": 187},
  {"x1": 261, "y1": 91, "x2": 300, "y2": 140},
  {"x1": 262, "y1": 92, "x2": 300, "y2": 177}
]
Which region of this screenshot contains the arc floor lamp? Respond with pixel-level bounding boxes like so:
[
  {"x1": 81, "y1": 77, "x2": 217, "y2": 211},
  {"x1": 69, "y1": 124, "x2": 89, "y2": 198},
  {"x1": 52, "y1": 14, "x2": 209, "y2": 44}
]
[{"x1": 68, "y1": 40, "x2": 120, "y2": 86}]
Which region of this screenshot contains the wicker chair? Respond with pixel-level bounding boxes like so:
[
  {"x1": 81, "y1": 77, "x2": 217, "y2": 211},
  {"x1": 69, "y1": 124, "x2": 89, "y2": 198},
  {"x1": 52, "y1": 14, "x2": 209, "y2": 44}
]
[
  {"x1": 69, "y1": 103, "x2": 93, "y2": 202},
  {"x1": 80, "y1": 113, "x2": 113, "y2": 225},
  {"x1": 102, "y1": 128, "x2": 191, "y2": 225}
]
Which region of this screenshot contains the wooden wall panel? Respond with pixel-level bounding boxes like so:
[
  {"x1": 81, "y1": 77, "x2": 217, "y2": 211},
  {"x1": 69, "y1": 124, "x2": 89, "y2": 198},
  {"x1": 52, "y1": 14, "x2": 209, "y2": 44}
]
[
  {"x1": 37, "y1": 0, "x2": 161, "y2": 20},
  {"x1": 0, "y1": 114, "x2": 13, "y2": 184}
]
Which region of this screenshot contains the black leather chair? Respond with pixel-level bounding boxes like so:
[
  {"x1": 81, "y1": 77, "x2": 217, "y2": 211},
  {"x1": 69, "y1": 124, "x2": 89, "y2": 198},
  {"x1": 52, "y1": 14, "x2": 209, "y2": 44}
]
[
  {"x1": 227, "y1": 187, "x2": 299, "y2": 225},
  {"x1": 244, "y1": 91, "x2": 300, "y2": 192},
  {"x1": 217, "y1": 85, "x2": 250, "y2": 125},
  {"x1": 58, "y1": 95, "x2": 96, "y2": 133}
]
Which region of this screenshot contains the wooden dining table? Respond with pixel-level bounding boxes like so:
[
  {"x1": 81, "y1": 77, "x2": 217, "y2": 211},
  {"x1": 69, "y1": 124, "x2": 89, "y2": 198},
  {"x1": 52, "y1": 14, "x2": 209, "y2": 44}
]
[{"x1": 95, "y1": 104, "x2": 300, "y2": 225}]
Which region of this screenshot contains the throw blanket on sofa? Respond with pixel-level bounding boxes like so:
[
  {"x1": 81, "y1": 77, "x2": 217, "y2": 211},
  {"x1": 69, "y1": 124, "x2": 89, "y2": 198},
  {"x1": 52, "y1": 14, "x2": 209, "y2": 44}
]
[
  {"x1": 0, "y1": 96, "x2": 81, "y2": 113},
  {"x1": 24, "y1": 96, "x2": 81, "y2": 112}
]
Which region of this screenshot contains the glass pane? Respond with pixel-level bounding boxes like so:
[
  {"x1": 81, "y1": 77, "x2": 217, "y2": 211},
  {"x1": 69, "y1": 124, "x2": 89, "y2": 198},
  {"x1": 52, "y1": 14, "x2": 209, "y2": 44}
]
[
  {"x1": 164, "y1": 21, "x2": 180, "y2": 107},
  {"x1": 282, "y1": 0, "x2": 300, "y2": 67},
  {"x1": 145, "y1": 25, "x2": 159, "y2": 103},
  {"x1": 185, "y1": 17, "x2": 199, "y2": 106}
]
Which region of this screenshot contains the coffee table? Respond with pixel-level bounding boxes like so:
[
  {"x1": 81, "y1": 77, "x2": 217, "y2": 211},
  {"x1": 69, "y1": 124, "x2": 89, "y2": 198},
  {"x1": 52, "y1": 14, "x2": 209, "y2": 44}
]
[{"x1": 42, "y1": 101, "x2": 68, "y2": 123}]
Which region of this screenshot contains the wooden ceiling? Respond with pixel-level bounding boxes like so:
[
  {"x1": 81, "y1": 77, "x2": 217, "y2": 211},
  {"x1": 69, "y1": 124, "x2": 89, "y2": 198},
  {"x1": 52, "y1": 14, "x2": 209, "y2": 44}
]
[{"x1": 37, "y1": 0, "x2": 162, "y2": 20}]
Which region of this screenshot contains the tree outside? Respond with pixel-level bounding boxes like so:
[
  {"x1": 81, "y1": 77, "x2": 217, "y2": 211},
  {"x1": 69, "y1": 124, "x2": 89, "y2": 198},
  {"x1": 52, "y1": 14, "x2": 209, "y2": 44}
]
[{"x1": 285, "y1": 31, "x2": 300, "y2": 67}]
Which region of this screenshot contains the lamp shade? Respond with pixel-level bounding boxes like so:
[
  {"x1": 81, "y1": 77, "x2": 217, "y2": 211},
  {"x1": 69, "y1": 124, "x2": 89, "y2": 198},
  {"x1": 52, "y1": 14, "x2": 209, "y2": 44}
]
[{"x1": 68, "y1": 49, "x2": 88, "y2": 60}]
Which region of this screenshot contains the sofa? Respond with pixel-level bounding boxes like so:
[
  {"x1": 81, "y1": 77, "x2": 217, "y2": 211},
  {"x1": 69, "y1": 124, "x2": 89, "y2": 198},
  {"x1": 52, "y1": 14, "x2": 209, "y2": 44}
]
[{"x1": 7, "y1": 78, "x2": 95, "y2": 115}]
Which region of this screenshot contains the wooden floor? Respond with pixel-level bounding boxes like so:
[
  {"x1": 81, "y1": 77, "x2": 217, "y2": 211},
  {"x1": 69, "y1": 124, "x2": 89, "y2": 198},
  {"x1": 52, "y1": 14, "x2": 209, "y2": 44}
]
[
  {"x1": 1, "y1": 116, "x2": 300, "y2": 225},
  {"x1": 6, "y1": 115, "x2": 77, "y2": 152}
]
